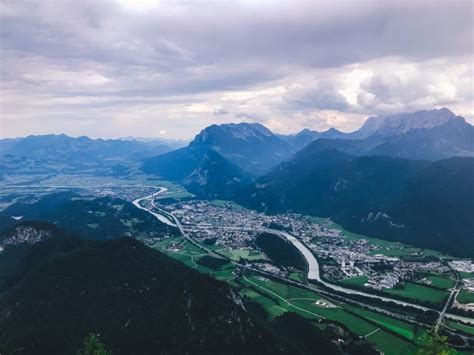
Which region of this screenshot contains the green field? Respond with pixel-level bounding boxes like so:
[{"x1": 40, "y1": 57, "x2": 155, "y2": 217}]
[
  {"x1": 211, "y1": 264, "x2": 237, "y2": 281},
  {"x1": 238, "y1": 274, "x2": 422, "y2": 354},
  {"x1": 365, "y1": 329, "x2": 417, "y2": 355},
  {"x1": 344, "y1": 305, "x2": 418, "y2": 340},
  {"x1": 424, "y1": 275, "x2": 455, "y2": 289},
  {"x1": 288, "y1": 271, "x2": 304, "y2": 282},
  {"x1": 218, "y1": 248, "x2": 265, "y2": 261},
  {"x1": 370, "y1": 248, "x2": 419, "y2": 257},
  {"x1": 459, "y1": 271, "x2": 474, "y2": 280},
  {"x1": 154, "y1": 181, "x2": 194, "y2": 199},
  {"x1": 210, "y1": 199, "x2": 249, "y2": 211},
  {"x1": 446, "y1": 320, "x2": 474, "y2": 336},
  {"x1": 457, "y1": 289, "x2": 474, "y2": 304},
  {"x1": 152, "y1": 237, "x2": 211, "y2": 272},
  {"x1": 309, "y1": 217, "x2": 445, "y2": 258},
  {"x1": 340, "y1": 276, "x2": 369, "y2": 286},
  {"x1": 383, "y1": 282, "x2": 448, "y2": 304}
]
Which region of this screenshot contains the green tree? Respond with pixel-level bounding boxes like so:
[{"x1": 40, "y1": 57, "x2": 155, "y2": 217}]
[
  {"x1": 416, "y1": 330, "x2": 455, "y2": 355},
  {"x1": 77, "y1": 333, "x2": 111, "y2": 355}
]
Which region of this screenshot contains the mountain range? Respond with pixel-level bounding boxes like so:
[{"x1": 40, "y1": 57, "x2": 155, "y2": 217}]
[
  {"x1": 2, "y1": 108, "x2": 473, "y2": 256},
  {"x1": 143, "y1": 109, "x2": 473, "y2": 181},
  {"x1": 0, "y1": 134, "x2": 175, "y2": 178},
  {"x1": 142, "y1": 108, "x2": 474, "y2": 256}
]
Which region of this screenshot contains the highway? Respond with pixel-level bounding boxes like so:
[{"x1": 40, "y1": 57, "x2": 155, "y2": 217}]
[
  {"x1": 133, "y1": 188, "x2": 222, "y2": 257},
  {"x1": 435, "y1": 269, "x2": 462, "y2": 333}
]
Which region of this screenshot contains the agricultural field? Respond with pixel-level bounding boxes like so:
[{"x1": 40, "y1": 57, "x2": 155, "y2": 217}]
[
  {"x1": 446, "y1": 321, "x2": 474, "y2": 336},
  {"x1": 343, "y1": 305, "x2": 419, "y2": 340},
  {"x1": 237, "y1": 274, "x2": 421, "y2": 355},
  {"x1": 288, "y1": 271, "x2": 304, "y2": 282},
  {"x1": 457, "y1": 289, "x2": 474, "y2": 304},
  {"x1": 217, "y1": 248, "x2": 265, "y2": 261},
  {"x1": 364, "y1": 330, "x2": 417, "y2": 355},
  {"x1": 459, "y1": 271, "x2": 474, "y2": 280},
  {"x1": 340, "y1": 276, "x2": 369, "y2": 287},
  {"x1": 156, "y1": 185, "x2": 193, "y2": 199},
  {"x1": 320, "y1": 219, "x2": 445, "y2": 258},
  {"x1": 383, "y1": 282, "x2": 449, "y2": 305},
  {"x1": 423, "y1": 275, "x2": 456, "y2": 289},
  {"x1": 210, "y1": 199, "x2": 249, "y2": 211},
  {"x1": 152, "y1": 237, "x2": 210, "y2": 272}
]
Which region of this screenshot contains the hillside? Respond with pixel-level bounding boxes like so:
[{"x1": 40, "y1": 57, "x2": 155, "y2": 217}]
[
  {"x1": 1, "y1": 192, "x2": 178, "y2": 240},
  {"x1": 236, "y1": 150, "x2": 474, "y2": 257},
  {"x1": 182, "y1": 149, "x2": 252, "y2": 199},
  {"x1": 0, "y1": 221, "x2": 76, "y2": 291},
  {"x1": 0, "y1": 236, "x2": 374, "y2": 355}
]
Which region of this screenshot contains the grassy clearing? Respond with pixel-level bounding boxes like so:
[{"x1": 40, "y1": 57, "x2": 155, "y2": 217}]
[
  {"x1": 239, "y1": 275, "x2": 386, "y2": 339},
  {"x1": 365, "y1": 329, "x2": 416, "y2": 355},
  {"x1": 459, "y1": 271, "x2": 474, "y2": 280},
  {"x1": 383, "y1": 282, "x2": 448, "y2": 304},
  {"x1": 307, "y1": 216, "x2": 445, "y2": 258},
  {"x1": 152, "y1": 237, "x2": 211, "y2": 272},
  {"x1": 239, "y1": 286, "x2": 288, "y2": 319},
  {"x1": 370, "y1": 248, "x2": 419, "y2": 257},
  {"x1": 288, "y1": 272, "x2": 304, "y2": 282},
  {"x1": 424, "y1": 275, "x2": 455, "y2": 289},
  {"x1": 150, "y1": 180, "x2": 194, "y2": 199},
  {"x1": 218, "y1": 249, "x2": 265, "y2": 261},
  {"x1": 340, "y1": 276, "x2": 369, "y2": 287},
  {"x1": 446, "y1": 320, "x2": 474, "y2": 336},
  {"x1": 210, "y1": 199, "x2": 249, "y2": 211},
  {"x1": 344, "y1": 305, "x2": 417, "y2": 340},
  {"x1": 211, "y1": 264, "x2": 236, "y2": 281},
  {"x1": 245, "y1": 276, "x2": 319, "y2": 301},
  {"x1": 290, "y1": 299, "x2": 377, "y2": 335},
  {"x1": 239, "y1": 277, "x2": 424, "y2": 354},
  {"x1": 457, "y1": 289, "x2": 474, "y2": 304}
]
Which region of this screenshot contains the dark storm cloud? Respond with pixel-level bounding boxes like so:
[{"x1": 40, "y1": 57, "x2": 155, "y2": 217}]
[{"x1": 0, "y1": 0, "x2": 472, "y2": 138}]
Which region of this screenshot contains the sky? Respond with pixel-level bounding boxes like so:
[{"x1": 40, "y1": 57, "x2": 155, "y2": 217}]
[{"x1": 0, "y1": 0, "x2": 473, "y2": 140}]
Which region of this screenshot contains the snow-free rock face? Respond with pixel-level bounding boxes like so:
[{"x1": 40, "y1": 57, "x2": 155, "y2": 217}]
[
  {"x1": 0, "y1": 222, "x2": 61, "y2": 251},
  {"x1": 358, "y1": 108, "x2": 463, "y2": 137},
  {"x1": 337, "y1": 108, "x2": 474, "y2": 160},
  {"x1": 189, "y1": 123, "x2": 292, "y2": 174},
  {"x1": 183, "y1": 149, "x2": 251, "y2": 199},
  {"x1": 144, "y1": 122, "x2": 298, "y2": 179},
  {"x1": 192, "y1": 123, "x2": 274, "y2": 145}
]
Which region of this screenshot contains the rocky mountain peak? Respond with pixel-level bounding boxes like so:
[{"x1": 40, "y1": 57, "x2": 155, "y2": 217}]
[{"x1": 358, "y1": 108, "x2": 464, "y2": 137}]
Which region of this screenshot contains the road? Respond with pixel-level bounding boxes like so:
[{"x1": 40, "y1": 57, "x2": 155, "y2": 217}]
[
  {"x1": 434, "y1": 269, "x2": 462, "y2": 333},
  {"x1": 133, "y1": 188, "x2": 223, "y2": 258},
  {"x1": 134, "y1": 187, "x2": 474, "y2": 326}
]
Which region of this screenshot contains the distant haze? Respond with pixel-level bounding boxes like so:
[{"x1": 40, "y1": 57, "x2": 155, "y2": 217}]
[{"x1": 0, "y1": 0, "x2": 472, "y2": 139}]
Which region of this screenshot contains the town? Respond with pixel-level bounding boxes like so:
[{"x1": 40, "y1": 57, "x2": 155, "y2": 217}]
[{"x1": 153, "y1": 198, "x2": 456, "y2": 294}]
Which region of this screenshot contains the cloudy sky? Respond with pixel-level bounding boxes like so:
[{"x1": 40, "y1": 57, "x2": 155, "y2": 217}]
[{"x1": 1, "y1": 0, "x2": 473, "y2": 139}]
